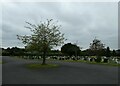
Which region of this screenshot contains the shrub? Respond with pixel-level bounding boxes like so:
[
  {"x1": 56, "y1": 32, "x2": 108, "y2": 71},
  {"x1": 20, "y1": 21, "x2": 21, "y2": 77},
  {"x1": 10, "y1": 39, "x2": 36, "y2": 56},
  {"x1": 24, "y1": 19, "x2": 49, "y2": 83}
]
[
  {"x1": 90, "y1": 58, "x2": 94, "y2": 62},
  {"x1": 95, "y1": 56, "x2": 101, "y2": 63},
  {"x1": 103, "y1": 58, "x2": 108, "y2": 63}
]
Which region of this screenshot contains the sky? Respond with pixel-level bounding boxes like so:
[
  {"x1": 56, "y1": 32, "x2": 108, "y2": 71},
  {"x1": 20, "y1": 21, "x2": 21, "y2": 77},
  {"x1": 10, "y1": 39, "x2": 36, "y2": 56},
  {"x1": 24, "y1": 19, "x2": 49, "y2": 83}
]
[{"x1": 0, "y1": 0, "x2": 119, "y2": 50}]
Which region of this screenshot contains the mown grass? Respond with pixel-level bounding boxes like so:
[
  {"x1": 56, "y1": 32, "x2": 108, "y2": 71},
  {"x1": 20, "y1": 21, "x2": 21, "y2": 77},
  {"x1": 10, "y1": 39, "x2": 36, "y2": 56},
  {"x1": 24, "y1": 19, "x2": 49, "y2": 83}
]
[
  {"x1": 63, "y1": 60, "x2": 120, "y2": 67},
  {"x1": 26, "y1": 64, "x2": 59, "y2": 69},
  {"x1": 0, "y1": 61, "x2": 5, "y2": 64},
  {"x1": 87, "y1": 62, "x2": 120, "y2": 66}
]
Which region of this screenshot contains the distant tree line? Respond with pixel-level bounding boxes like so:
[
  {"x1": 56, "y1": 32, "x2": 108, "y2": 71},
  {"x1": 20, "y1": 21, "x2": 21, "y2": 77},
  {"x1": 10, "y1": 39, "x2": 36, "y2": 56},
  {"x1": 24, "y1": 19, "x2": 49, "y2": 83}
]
[
  {"x1": 2, "y1": 47, "x2": 25, "y2": 56},
  {"x1": 1, "y1": 46, "x2": 120, "y2": 57},
  {"x1": 1, "y1": 39, "x2": 120, "y2": 57},
  {"x1": 1, "y1": 47, "x2": 62, "y2": 56}
]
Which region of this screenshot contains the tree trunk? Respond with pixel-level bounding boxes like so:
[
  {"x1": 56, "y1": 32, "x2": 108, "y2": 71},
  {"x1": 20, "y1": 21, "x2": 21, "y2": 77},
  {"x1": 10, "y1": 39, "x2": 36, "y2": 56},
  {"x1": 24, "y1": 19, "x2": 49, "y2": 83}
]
[{"x1": 42, "y1": 51, "x2": 46, "y2": 65}]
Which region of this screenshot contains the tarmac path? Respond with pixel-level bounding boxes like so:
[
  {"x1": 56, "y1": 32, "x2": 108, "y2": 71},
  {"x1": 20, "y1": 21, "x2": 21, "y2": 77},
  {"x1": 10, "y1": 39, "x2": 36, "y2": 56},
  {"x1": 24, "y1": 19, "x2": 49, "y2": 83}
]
[{"x1": 2, "y1": 56, "x2": 119, "y2": 84}]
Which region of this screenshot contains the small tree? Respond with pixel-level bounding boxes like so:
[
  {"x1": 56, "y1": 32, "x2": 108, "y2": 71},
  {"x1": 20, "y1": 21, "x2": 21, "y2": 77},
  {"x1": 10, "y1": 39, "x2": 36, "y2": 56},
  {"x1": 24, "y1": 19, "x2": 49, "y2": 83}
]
[
  {"x1": 89, "y1": 38, "x2": 105, "y2": 56},
  {"x1": 17, "y1": 19, "x2": 65, "y2": 65},
  {"x1": 106, "y1": 47, "x2": 111, "y2": 57},
  {"x1": 112, "y1": 50, "x2": 116, "y2": 56},
  {"x1": 89, "y1": 38, "x2": 106, "y2": 62}
]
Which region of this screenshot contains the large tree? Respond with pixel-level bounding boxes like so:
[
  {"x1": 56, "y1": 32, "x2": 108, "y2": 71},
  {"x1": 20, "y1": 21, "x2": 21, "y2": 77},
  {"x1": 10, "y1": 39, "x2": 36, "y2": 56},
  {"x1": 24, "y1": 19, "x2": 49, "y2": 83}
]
[
  {"x1": 61, "y1": 43, "x2": 80, "y2": 57},
  {"x1": 17, "y1": 19, "x2": 65, "y2": 65}
]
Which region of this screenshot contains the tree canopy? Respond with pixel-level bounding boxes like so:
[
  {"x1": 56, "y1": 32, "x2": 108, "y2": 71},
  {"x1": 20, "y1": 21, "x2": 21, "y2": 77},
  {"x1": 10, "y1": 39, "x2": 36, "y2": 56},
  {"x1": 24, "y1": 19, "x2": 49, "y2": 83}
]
[
  {"x1": 106, "y1": 46, "x2": 111, "y2": 57},
  {"x1": 61, "y1": 43, "x2": 80, "y2": 57},
  {"x1": 17, "y1": 19, "x2": 66, "y2": 64},
  {"x1": 89, "y1": 38, "x2": 105, "y2": 56},
  {"x1": 89, "y1": 38, "x2": 105, "y2": 50}
]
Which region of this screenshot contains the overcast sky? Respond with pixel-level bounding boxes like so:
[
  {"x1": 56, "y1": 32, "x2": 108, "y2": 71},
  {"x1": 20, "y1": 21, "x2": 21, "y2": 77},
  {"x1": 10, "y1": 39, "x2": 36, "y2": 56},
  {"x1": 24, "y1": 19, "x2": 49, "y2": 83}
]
[{"x1": 1, "y1": 1, "x2": 118, "y2": 50}]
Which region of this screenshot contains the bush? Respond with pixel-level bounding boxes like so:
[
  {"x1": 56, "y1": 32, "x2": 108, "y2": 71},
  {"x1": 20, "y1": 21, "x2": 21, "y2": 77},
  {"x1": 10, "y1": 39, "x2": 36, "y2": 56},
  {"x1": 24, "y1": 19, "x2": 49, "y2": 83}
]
[
  {"x1": 95, "y1": 57, "x2": 101, "y2": 63},
  {"x1": 84, "y1": 58, "x2": 87, "y2": 61},
  {"x1": 72, "y1": 58, "x2": 76, "y2": 60},
  {"x1": 62, "y1": 58, "x2": 64, "y2": 60},
  {"x1": 103, "y1": 58, "x2": 108, "y2": 63},
  {"x1": 90, "y1": 58, "x2": 94, "y2": 62}
]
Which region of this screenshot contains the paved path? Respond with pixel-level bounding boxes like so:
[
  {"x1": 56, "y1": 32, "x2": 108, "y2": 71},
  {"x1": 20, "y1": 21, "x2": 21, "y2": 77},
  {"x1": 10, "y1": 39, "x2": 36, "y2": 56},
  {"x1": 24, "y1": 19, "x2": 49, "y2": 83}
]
[{"x1": 2, "y1": 56, "x2": 119, "y2": 84}]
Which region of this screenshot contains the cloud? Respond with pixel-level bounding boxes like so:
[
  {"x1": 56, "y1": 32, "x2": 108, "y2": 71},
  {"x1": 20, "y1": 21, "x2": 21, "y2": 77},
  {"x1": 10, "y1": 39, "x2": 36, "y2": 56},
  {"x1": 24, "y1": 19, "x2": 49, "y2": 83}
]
[{"x1": 1, "y1": 2, "x2": 118, "y2": 50}]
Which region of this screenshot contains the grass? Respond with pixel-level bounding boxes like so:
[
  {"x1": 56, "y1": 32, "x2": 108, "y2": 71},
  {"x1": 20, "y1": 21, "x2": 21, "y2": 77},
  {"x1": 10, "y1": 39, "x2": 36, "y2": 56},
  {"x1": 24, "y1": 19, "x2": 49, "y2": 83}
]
[
  {"x1": 0, "y1": 61, "x2": 5, "y2": 64},
  {"x1": 86, "y1": 61, "x2": 120, "y2": 66},
  {"x1": 63, "y1": 60, "x2": 120, "y2": 67},
  {"x1": 26, "y1": 64, "x2": 59, "y2": 69}
]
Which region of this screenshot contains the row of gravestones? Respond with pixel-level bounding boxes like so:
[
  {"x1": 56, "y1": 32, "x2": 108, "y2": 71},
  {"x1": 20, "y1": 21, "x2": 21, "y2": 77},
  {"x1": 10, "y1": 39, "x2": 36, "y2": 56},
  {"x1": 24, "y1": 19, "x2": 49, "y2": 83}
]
[
  {"x1": 19, "y1": 56, "x2": 42, "y2": 59},
  {"x1": 51, "y1": 56, "x2": 82, "y2": 60},
  {"x1": 51, "y1": 56, "x2": 120, "y2": 63},
  {"x1": 109, "y1": 57, "x2": 120, "y2": 64},
  {"x1": 19, "y1": 56, "x2": 120, "y2": 64}
]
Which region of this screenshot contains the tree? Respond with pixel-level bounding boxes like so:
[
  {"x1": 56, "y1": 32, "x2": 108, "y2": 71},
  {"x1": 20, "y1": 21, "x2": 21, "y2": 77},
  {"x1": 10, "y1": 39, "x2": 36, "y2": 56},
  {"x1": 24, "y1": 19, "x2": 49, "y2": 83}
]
[
  {"x1": 106, "y1": 47, "x2": 111, "y2": 57},
  {"x1": 112, "y1": 50, "x2": 116, "y2": 56},
  {"x1": 17, "y1": 19, "x2": 65, "y2": 65},
  {"x1": 89, "y1": 38, "x2": 105, "y2": 56},
  {"x1": 61, "y1": 43, "x2": 80, "y2": 57},
  {"x1": 116, "y1": 49, "x2": 120, "y2": 56},
  {"x1": 89, "y1": 38, "x2": 105, "y2": 50}
]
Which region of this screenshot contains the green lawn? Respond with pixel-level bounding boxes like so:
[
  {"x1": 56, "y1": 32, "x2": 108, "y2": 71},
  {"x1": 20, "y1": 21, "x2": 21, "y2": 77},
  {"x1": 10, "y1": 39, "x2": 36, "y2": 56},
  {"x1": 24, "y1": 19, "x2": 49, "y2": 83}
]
[
  {"x1": 63, "y1": 60, "x2": 120, "y2": 67},
  {"x1": 26, "y1": 64, "x2": 59, "y2": 69},
  {"x1": 0, "y1": 61, "x2": 3, "y2": 64},
  {"x1": 87, "y1": 61, "x2": 120, "y2": 66}
]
